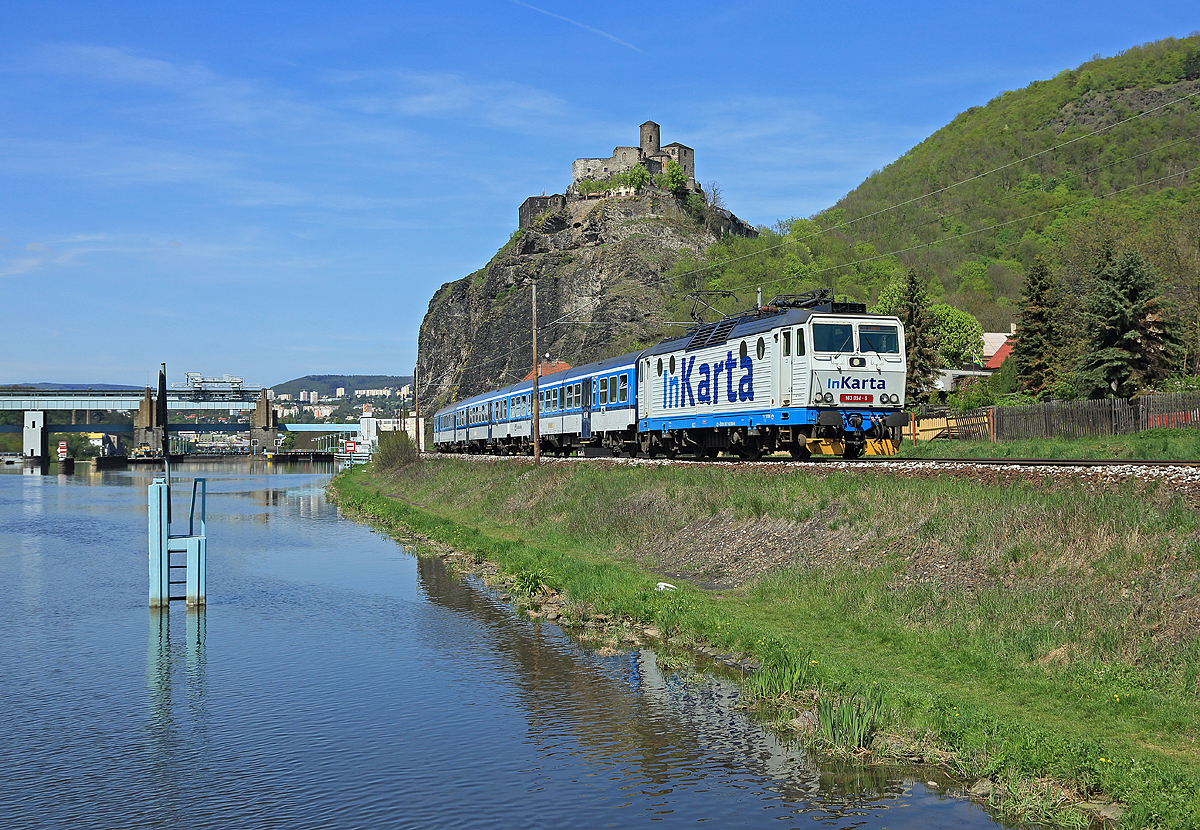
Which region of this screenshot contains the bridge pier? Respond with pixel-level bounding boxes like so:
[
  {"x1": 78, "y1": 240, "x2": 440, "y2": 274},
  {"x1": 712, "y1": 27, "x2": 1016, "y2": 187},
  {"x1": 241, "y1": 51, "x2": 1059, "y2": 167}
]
[
  {"x1": 23, "y1": 411, "x2": 47, "y2": 460},
  {"x1": 248, "y1": 390, "x2": 278, "y2": 455},
  {"x1": 134, "y1": 387, "x2": 164, "y2": 451}
]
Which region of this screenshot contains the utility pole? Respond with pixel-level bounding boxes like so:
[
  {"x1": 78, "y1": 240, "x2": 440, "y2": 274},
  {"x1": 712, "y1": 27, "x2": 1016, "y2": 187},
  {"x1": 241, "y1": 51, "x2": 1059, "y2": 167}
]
[{"x1": 531, "y1": 282, "x2": 540, "y2": 465}]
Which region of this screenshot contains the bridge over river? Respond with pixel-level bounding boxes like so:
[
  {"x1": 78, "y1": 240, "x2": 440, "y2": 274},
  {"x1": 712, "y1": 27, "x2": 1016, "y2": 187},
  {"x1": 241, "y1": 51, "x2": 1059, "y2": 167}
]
[{"x1": 1, "y1": 376, "x2": 360, "y2": 460}]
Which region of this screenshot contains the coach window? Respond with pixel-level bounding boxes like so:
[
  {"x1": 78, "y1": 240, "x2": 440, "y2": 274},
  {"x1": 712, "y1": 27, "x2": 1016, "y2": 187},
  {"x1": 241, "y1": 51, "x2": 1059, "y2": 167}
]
[
  {"x1": 782, "y1": 330, "x2": 791, "y2": 357},
  {"x1": 575, "y1": 382, "x2": 582, "y2": 408},
  {"x1": 600, "y1": 378, "x2": 608, "y2": 406},
  {"x1": 609, "y1": 375, "x2": 619, "y2": 403},
  {"x1": 618, "y1": 374, "x2": 628, "y2": 403}
]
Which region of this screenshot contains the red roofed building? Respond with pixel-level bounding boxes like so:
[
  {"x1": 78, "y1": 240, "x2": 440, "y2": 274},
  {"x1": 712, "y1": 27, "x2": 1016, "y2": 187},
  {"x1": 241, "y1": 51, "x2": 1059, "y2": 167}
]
[
  {"x1": 984, "y1": 339, "x2": 1014, "y2": 370},
  {"x1": 523, "y1": 360, "x2": 572, "y2": 381}
]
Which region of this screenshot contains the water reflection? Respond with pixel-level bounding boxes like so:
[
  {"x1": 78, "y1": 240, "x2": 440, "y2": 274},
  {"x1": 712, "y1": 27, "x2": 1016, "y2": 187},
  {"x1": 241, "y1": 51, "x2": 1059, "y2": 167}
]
[
  {"x1": 414, "y1": 556, "x2": 965, "y2": 826},
  {"x1": 146, "y1": 608, "x2": 208, "y2": 745}
]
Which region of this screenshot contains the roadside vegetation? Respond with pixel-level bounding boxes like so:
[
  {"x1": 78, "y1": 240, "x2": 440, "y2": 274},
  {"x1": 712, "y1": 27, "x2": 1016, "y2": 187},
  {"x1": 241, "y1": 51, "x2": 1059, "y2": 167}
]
[
  {"x1": 899, "y1": 426, "x2": 1200, "y2": 460},
  {"x1": 332, "y1": 454, "x2": 1200, "y2": 828}
]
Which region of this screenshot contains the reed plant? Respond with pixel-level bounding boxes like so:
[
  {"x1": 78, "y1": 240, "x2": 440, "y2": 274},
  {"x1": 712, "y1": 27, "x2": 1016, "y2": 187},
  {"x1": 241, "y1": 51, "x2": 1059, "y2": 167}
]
[{"x1": 817, "y1": 684, "x2": 887, "y2": 750}]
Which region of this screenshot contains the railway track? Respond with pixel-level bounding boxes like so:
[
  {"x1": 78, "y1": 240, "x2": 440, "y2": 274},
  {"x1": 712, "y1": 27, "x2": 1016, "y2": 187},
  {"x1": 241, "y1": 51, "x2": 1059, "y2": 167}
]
[{"x1": 428, "y1": 451, "x2": 1200, "y2": 469}]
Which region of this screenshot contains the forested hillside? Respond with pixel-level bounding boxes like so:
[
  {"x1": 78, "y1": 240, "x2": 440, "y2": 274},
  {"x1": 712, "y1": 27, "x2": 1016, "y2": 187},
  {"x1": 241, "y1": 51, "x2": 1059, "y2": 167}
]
[{"x1": 666, "y1": 34, "x2": 1200, "y2": 401}]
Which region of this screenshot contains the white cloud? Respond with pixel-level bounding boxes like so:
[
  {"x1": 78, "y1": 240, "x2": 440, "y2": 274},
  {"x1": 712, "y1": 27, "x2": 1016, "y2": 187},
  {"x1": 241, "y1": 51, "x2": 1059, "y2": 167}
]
[{"x1": 24, "y1": 242, "x2": 49, "y2": 252}]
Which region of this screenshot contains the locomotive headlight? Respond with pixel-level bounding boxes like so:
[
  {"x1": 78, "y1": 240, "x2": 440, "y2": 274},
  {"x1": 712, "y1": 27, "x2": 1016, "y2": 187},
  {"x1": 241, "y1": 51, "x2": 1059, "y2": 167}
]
[{"x1": 824, "y1": 392, "x2": 835, "y2": 404}]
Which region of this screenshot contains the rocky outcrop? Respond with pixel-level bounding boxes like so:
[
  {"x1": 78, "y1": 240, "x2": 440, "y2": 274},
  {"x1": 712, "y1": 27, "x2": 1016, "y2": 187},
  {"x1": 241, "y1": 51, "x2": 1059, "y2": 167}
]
[{"x1": 417, "y1": 195, "x2": 751, "y2": 410}]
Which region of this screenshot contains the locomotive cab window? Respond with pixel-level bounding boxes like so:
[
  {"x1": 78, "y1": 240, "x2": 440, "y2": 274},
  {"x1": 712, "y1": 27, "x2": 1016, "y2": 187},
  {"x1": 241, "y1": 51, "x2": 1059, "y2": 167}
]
[
  {"x1": 859, "y1": 324, "x2": 900, "y2": 353},
  {"x1": 756, "y1": 338, "x2": 765, "y2": 360},
  {"x1": 782, "y1": 330, "x2": 791, "y2": 357},
  {"x1": 813, "y1": 323, "x2": 853, "y2": 353},
  {"x1": 796, "y1": 329, "x2": 805, "y2": 356},
  {"x1": 739, "y1": 341, "x2": 748, "y2": 360}
]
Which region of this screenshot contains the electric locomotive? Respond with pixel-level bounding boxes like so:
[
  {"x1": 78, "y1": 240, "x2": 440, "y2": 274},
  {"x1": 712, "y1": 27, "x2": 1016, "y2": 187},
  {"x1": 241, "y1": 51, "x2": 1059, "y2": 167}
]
[{"x1": 432, "y1": 290, "x2": 908, "y2": 459}]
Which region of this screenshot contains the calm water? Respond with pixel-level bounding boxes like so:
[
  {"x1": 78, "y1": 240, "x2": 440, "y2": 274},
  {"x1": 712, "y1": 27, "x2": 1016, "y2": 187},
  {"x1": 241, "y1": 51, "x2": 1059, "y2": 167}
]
[{"x1": 1, "y1": 461, "x2": 1007, "y2": 829}]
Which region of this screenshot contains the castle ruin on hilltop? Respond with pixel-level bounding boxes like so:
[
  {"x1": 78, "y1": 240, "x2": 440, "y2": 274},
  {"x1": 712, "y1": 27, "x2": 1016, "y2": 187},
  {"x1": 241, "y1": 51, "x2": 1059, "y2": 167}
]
[{"x1": 518, "y1": 120, "x2": 697, "y2": 230}]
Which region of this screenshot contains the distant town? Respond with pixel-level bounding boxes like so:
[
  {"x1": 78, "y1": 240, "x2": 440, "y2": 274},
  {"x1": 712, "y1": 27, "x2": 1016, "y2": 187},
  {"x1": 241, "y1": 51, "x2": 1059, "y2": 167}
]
[{"x1": 268, "y1": 384, "x2": 415, "y2": 423}]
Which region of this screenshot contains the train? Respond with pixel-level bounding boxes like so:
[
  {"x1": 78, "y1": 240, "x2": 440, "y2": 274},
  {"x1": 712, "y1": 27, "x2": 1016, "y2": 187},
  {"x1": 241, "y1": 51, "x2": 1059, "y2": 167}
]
[{"x1": 432, "y1": 290, "x2": 909, "y2": 460}]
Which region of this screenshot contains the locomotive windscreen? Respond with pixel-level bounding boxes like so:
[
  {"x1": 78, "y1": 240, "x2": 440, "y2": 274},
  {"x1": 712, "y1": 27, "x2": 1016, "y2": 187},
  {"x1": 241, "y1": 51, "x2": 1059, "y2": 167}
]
[
  {"x1": 813, "y1": 323, "x2": 854, "y2": 353},
  {"x1": 859, "y1": 324, "x2": 900, "y2": 353}
]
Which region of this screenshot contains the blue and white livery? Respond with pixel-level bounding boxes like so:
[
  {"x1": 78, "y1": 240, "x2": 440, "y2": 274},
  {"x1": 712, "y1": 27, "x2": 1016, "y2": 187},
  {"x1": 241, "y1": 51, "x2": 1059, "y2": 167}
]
[{"x1": 433, "y1": 292, "x2": 909, "y2": 459}]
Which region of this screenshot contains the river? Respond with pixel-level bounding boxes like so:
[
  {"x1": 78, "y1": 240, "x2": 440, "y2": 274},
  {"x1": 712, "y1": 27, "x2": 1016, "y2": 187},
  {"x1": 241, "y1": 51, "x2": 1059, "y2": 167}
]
[{"x1": 0, "y1": 460, "x2": 1009, "y2": 829}]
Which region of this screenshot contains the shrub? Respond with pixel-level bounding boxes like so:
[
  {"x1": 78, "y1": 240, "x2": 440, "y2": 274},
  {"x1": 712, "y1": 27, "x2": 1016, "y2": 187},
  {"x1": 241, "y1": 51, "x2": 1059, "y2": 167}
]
[{"x1": 375, "y1": 430, "x2": 418, "y2": 471}]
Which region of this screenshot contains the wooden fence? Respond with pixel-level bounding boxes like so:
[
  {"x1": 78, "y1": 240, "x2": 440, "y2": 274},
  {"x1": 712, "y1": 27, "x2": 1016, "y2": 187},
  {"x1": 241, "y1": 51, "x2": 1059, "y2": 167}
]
[{"x1": 912, "y1": 391, "x2": 1200, "y2": 442}]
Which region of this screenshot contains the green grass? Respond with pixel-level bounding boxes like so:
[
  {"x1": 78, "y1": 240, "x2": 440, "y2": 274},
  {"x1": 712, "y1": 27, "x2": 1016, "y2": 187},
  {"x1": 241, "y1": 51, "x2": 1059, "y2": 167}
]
[
  {"x1": 898, "y1": 427, "x2": 1200, "y2": 460},
  {"x1": 331, "y1": 457, "x2": 1200, "y2": 827}
]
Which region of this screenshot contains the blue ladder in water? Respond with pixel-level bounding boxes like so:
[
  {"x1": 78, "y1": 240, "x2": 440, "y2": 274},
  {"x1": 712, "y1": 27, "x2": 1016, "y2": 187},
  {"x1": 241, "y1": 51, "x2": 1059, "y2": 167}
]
[{"x1": 149, "y1": 477, "x2": 206, "y2": 608}]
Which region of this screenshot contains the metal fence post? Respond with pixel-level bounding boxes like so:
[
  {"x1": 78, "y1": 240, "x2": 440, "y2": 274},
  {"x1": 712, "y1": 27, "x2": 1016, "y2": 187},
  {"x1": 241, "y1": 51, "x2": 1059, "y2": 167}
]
[{"x1": 148, "y1": 479, "x2": 169, "y2": 607}]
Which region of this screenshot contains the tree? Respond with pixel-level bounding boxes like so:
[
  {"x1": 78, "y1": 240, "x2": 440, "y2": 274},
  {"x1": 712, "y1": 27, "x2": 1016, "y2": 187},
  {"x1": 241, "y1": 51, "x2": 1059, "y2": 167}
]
[
  {"x1": 869, "y1": 277, "x2": 904, "y2": 315},
  {"x1": 898, "y1": 269, "x2": 939, "y2": 403},
  {"x1": 627, "y1": 164, "x2": 649, "y2": 192},
  {"x1": 1076, "y1": 248, "x2": 1181, "y2": 398},
  {"x1": 929, "y1": 304, "x2": 985, "y2": 367},
  {"x1": 662, "y1": 159, "x2": 688, "y2": 195},
  {"x1": 1010, "y1": 256, "x2": 1059, "y2": 395}
]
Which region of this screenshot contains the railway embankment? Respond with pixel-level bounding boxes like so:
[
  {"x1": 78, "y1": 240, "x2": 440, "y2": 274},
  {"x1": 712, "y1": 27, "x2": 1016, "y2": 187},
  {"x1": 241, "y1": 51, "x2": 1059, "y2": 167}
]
[{"x1": 331, "y1": 454, "x2": 1200, "y2": 828}]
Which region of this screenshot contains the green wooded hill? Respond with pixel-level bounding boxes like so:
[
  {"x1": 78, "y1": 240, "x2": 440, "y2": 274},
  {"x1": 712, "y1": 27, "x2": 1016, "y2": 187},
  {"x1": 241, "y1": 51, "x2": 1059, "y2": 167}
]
[{"x1": 666, "y1": 34, "x2": 1200, "y2": 392}]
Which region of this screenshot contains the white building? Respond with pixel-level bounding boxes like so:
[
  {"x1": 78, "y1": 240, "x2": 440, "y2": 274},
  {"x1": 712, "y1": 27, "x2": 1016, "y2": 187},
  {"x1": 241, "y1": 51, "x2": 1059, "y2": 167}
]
[{"x1": 359, "y1": 414, "x2": 425, "y2": 453}]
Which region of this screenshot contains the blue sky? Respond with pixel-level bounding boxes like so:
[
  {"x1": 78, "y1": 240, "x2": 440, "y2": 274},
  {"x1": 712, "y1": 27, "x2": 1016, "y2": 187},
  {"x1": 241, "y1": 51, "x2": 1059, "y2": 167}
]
[{"x1": 1, "y1": 2, "x2": 1194, "y2": 387}]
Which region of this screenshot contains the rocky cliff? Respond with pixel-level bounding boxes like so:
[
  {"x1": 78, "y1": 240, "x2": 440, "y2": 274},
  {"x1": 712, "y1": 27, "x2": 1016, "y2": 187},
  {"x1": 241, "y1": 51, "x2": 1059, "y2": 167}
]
[{"x1": 417, "y1": 195, "x2": 746, "y2": 411}]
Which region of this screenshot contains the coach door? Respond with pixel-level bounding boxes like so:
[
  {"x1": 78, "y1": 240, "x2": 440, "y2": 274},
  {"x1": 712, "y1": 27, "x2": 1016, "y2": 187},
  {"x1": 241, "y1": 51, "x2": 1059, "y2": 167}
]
[
  {"x1": 581, "y1": 377, "x2": 592, "y2": 440},
  {"x1": 778, "y1": 328, "x2": 793, "y2": 406}
]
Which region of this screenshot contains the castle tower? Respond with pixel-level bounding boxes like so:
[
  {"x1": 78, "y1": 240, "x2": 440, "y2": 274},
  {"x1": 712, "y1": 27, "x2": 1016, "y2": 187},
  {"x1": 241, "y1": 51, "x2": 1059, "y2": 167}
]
[{"x1": 640, "y1": 121, "x2": 660, "y2": 156}]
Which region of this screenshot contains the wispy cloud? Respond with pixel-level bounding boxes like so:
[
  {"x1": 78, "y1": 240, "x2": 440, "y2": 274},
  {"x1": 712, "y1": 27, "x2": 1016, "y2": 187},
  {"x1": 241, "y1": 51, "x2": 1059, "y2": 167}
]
[
  {"x1": 507, "y1": 1, "x2": 644, "y2": 53},
  {"x1": 330, "y1": 68, "x2": 575, "y2": 134}
]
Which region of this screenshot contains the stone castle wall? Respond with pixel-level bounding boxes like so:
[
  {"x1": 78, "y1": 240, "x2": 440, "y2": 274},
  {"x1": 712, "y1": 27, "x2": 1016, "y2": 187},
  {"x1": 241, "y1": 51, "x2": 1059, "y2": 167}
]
[{"x1": 520, "y1": 121, "x2": 698, "y2": 228}]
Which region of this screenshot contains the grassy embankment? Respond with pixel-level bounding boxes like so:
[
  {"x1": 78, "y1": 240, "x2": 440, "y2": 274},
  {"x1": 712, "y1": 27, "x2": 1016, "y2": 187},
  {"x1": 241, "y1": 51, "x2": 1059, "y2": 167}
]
[
  {"x1": 898, "y1": 427, "x2": 1200, "y2": 461},
  {"x1": 331, "y1": 448, "x2": 1200, "y2": 828}
]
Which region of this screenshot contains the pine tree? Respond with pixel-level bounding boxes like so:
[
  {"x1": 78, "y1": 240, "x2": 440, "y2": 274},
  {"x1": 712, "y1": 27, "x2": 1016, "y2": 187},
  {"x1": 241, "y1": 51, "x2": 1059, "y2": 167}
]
[
  {"x1": 1076, "y1": 248, "x2": 1181, "y2": 398},
  {"x1": 899, "y1": 268, "x2": 939, "y2": 403},
  {"x1": 1010, "y1": 256, "x2": 1059, "y2": 395}
]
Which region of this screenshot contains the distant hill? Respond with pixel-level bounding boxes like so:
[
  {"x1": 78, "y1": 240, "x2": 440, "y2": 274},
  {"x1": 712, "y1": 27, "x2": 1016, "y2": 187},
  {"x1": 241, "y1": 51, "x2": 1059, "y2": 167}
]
[
  {"x1": 271, "y1": 375, "x2": 413, "y2": 398},
  {"x1": 1, "y1": 382, "x2": 142, "y2": 390},
  {"x1": 650, "y1": 34, "x2": 1200, "y2": 341}
]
